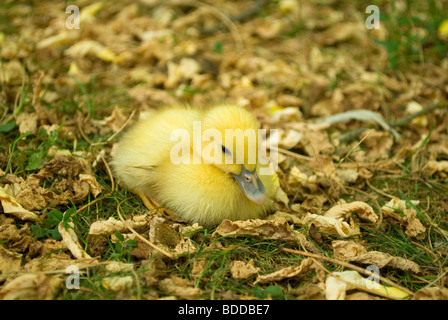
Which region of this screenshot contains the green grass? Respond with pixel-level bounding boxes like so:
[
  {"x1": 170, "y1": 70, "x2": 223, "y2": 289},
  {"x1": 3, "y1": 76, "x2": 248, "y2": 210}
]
[{"x1": 1, "y1": 0, "x2": 447, "y2": 300}]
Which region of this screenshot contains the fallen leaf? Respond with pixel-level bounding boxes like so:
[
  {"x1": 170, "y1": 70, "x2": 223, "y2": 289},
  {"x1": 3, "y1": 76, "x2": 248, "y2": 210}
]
[
  {"x1": 403, "y1": 208, "x2": 426, "y2": 238},
  {"x1": 89, "y1": 215, "x2": 149, "y2": 236},
  {"x1": 65, "y1": 40, "x2": 121, "y2": 63},
  {"x1": 102, "y1": 276, "x2": 134, "y2": 291},
  {"x1": 332, "y1": 240, "x2": 420, "y2": 273},
  {"x1": 172, "y1": 237, "x2": 197, "y2": 256},
  {"x1": 0, "y1": 187, "x2": 40, "y2": 222},
  {"x1": 0, "y1": 246, "x2": 22, "y2": 275},
  {"x1": 324, "y1": 201, "x2": 378, "y2": 223},
  {"x1": 230, "y1": 259, "x2": 260, "y2": 280},
  {"x1": 406, "y1": 101, "x2": 427, "y2": 126},
  {"x1": 79, "y1": 174, "x2": 103, "y2": 198},
  {"x1": 214, "y1": 219, "x2": 297, "y2": 242},
  {"x1": 58, "y1": 222, "x2": 93, "y2": 260},
  {"x1": 414, "y1": 287, "x2": 448, "y2": 300},
  {"x1": 15, "y1": 112, "x2": 38, "y2": 134},
  {"x1": 0, "y1": 272, "x2": 63, "y2": 300},
  {"x1": 255, "y1": 258, "x2": 316, "y2": 284},
  {"x1": 158, "y1": 276, "x2": 202, "y2": 299},
  {"x1": 36, "y1": 31, "x2": 78, "y2": 49},
  {"x1": 266, "y1": 211, "x2": 302, "y2": 225},
  {"x1": 302, "y1": 212, "x2": 356, "y2": 238},
  {"x1": 191, "y1": 260, "x2": 207, "y2": 278},
  {"x1": 427, "y1": 160, "x2": 448, "y2": 178},
  {"x1": 381, "y1": 197, "x2": 420, "y2": 214},
  {"x1": 79, "y1": 2, "x2": 104, "y2": 24},
  {"x1": 254, "y1": 17, "x2": 284, "y2": 39},
  {"x1": 325, "y1": 271, "x2": 409, "y2": 300},
  {"x1": 354, "y1": 129, "x2": 394, "y2": 161}
]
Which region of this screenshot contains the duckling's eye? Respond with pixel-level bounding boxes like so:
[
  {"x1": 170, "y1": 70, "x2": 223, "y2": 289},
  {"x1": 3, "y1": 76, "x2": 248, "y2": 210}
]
[{"x1": 221, "y1": 145, "x2": 231, "y2": 156}]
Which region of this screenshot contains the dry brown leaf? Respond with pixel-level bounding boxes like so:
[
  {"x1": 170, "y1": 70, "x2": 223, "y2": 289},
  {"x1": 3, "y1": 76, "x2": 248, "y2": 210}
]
[
  {"x1": 381, "y1": 197, "x2": 420, "y2": 214},
  {"x1": 316, "y1": 22, "x2": 364, "y2": 45},
  {"x1": 0, "y1": 246, "x2": 22, "y2": 275},
  {"x1": 255, "y1": 258, "x2": 315, "y2": 284},
  {"x1": 230, "y1": 259, "x2": 260, "y2": 280},
  {"x1": 325, "y1": 201, "x2": 379, "y2": 223},
  {"x1": 191, "y1": 260, "x2": 207, "y2": 278},
  {"x1": 214, "y1": 219, "x2": 297, "y2": 242},
  {"x1": 65, "y1": 40, "x2": 121, "y2": 63},
  {"x1": 0, "y1": 187, "x2": 40, "y2": 222},
  {"x1": 0, "y1": 272, "x2": 63, "y2": 300},
  {"x1": 102, "y1": 106, "x2": 128, "y2": 132},
  {"x1": 165, "y1": 58, "x2": 200, "y2": 89},
  {"x1": 273, "y1": 185, "x2": 289, "y2": 207},
  {"x1": 253, "y1": 17, "x2": 284, "y2": 39},
  {"x1": 58, "y1": 222, "x2": 92, "y2": 260},
  {"x1": 332, "y1": 240, "x2": 420, "y2": 273},
  {"x1": 266, "y1": 211, "x2": 302, "y2": 225},
  {"x1": 23, "y1": 252, "x2": 96, "y2": 273},
  {"x1": 0, "y1": 60, "x2": 24, "y2": 83},
  {"x1": 173, "y1": 237, "x2": 198, "y2": 256},
  {"x1": 302, "y1": 212, "x2": 356, "y2": 238},
  {"x1": 88, "y1": 215, "x2": 148, "y2": 236},
  {"x1": 78, "y1": 174, "x2": 103, "y2": 198},
  {"x1": 427, "y1": 160, "x2": 448, "y2": 178},
  {"x1": 15, "y1": 112, "x2": 38, "y2": 134},
  {"x1": 292, "y1": 283, "x2": 325, "y2": 300},
  {"x1": 269, "y1": 106, "x2": 302, "y2": 123},
  {"x1": 102, "y1": 276, "x2": 134, "y2": 291},
  {"x1": 325, "y1": 271, "x2": 409, "y2": 300},
  {"x1": 335, "y1": 168, "x2": 359, "y2": 183},
  {"x1": 414, "y1": 287, "x2": 448, "y2": 300},
  {"x1": 110, "y1": 232, "x2": 135, "y2": 243},
  {"x1": 289, "y1": 166, "x2": 318, "y2": 189},
  {"x1": 158, "y1": 276, "x2": 202, "y2": 299},
  {"x1": 36, "y1": 31, "x2": 78, "y2": 49},
  {"x1": 354, "y1": 129, "x2": 393, "y2": 161},
  {"x1": 403, "y1": 208, "x2": 426, "y2": 238}
]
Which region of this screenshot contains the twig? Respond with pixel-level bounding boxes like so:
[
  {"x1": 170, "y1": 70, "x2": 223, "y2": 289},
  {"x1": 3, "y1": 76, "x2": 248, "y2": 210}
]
[
  {"x1": 76, "y1": 113, "x2": 94, "y2": 144},
  {"x1": 365, "y1": 178, "x2": 395, "y2": 199},
  {"x1": 268, "y1": 147, "x2": 313, "y2": 162},
  {"x1": 117, "y1": 198, "x2": 174, "y2": 259},
  {"x1": 338, "y1": 100, "x2": 447, "y2": 143},
  {"x1": 91, "y1": 108, "x2": 136, "y2": 146},
  {"x1": 390, "y1": 100, "x2": 446, "y2": 127},
  {"x1": 100, "y1": 155, "x2": 115, "y2": 193},
  {"x1": 280, "y1": 247, "x2": 414, "y2": 298},
  {"x1": 76, "y1": 193, "x2": 111, "y2": 215}
]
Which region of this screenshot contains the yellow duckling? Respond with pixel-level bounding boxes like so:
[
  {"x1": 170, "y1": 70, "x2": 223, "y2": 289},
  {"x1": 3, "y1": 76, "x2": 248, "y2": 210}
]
[{"x1": 111, "y1": 105, "x2": 278, "y2": 226}]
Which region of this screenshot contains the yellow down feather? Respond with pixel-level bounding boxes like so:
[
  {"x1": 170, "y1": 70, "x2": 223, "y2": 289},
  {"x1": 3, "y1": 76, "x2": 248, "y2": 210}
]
[{"x1": 111, "y1": 105, "x2": 278, "y2": 226}]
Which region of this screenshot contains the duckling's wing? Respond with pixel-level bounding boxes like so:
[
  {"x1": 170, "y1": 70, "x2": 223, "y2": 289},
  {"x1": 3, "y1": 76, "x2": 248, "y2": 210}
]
[{"x1": 111, "y1": 107, "x2": 199, "y2": 192}]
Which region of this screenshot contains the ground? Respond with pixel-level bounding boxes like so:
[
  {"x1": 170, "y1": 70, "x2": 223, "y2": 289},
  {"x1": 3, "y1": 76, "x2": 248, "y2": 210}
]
[{"x1": 0, "y1": 0, "x2": 447, "y2": 300}]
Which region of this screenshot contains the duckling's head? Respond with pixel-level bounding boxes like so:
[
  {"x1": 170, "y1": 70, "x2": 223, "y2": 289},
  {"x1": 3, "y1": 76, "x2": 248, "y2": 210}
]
[{"x1": 199, "y1": 105, "x2": 266, "y2": 205}]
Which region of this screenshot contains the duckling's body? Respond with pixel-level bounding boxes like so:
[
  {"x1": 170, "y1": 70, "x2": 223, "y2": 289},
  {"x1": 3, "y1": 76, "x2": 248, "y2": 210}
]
[{"x1": 111, "y1": 105, "x2": 277, "y2": 226}]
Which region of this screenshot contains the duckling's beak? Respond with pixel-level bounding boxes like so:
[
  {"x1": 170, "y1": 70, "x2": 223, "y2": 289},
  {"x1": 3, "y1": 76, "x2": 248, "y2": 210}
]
[{"x1": 232, "y1": 166, "x2": 266, "y2": 205}]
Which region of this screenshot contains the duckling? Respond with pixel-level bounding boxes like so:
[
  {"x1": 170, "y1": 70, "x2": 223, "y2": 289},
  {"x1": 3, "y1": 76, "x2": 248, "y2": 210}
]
[{"x1": 111, "y1": 104, "x2": 278, "y2": 226}]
